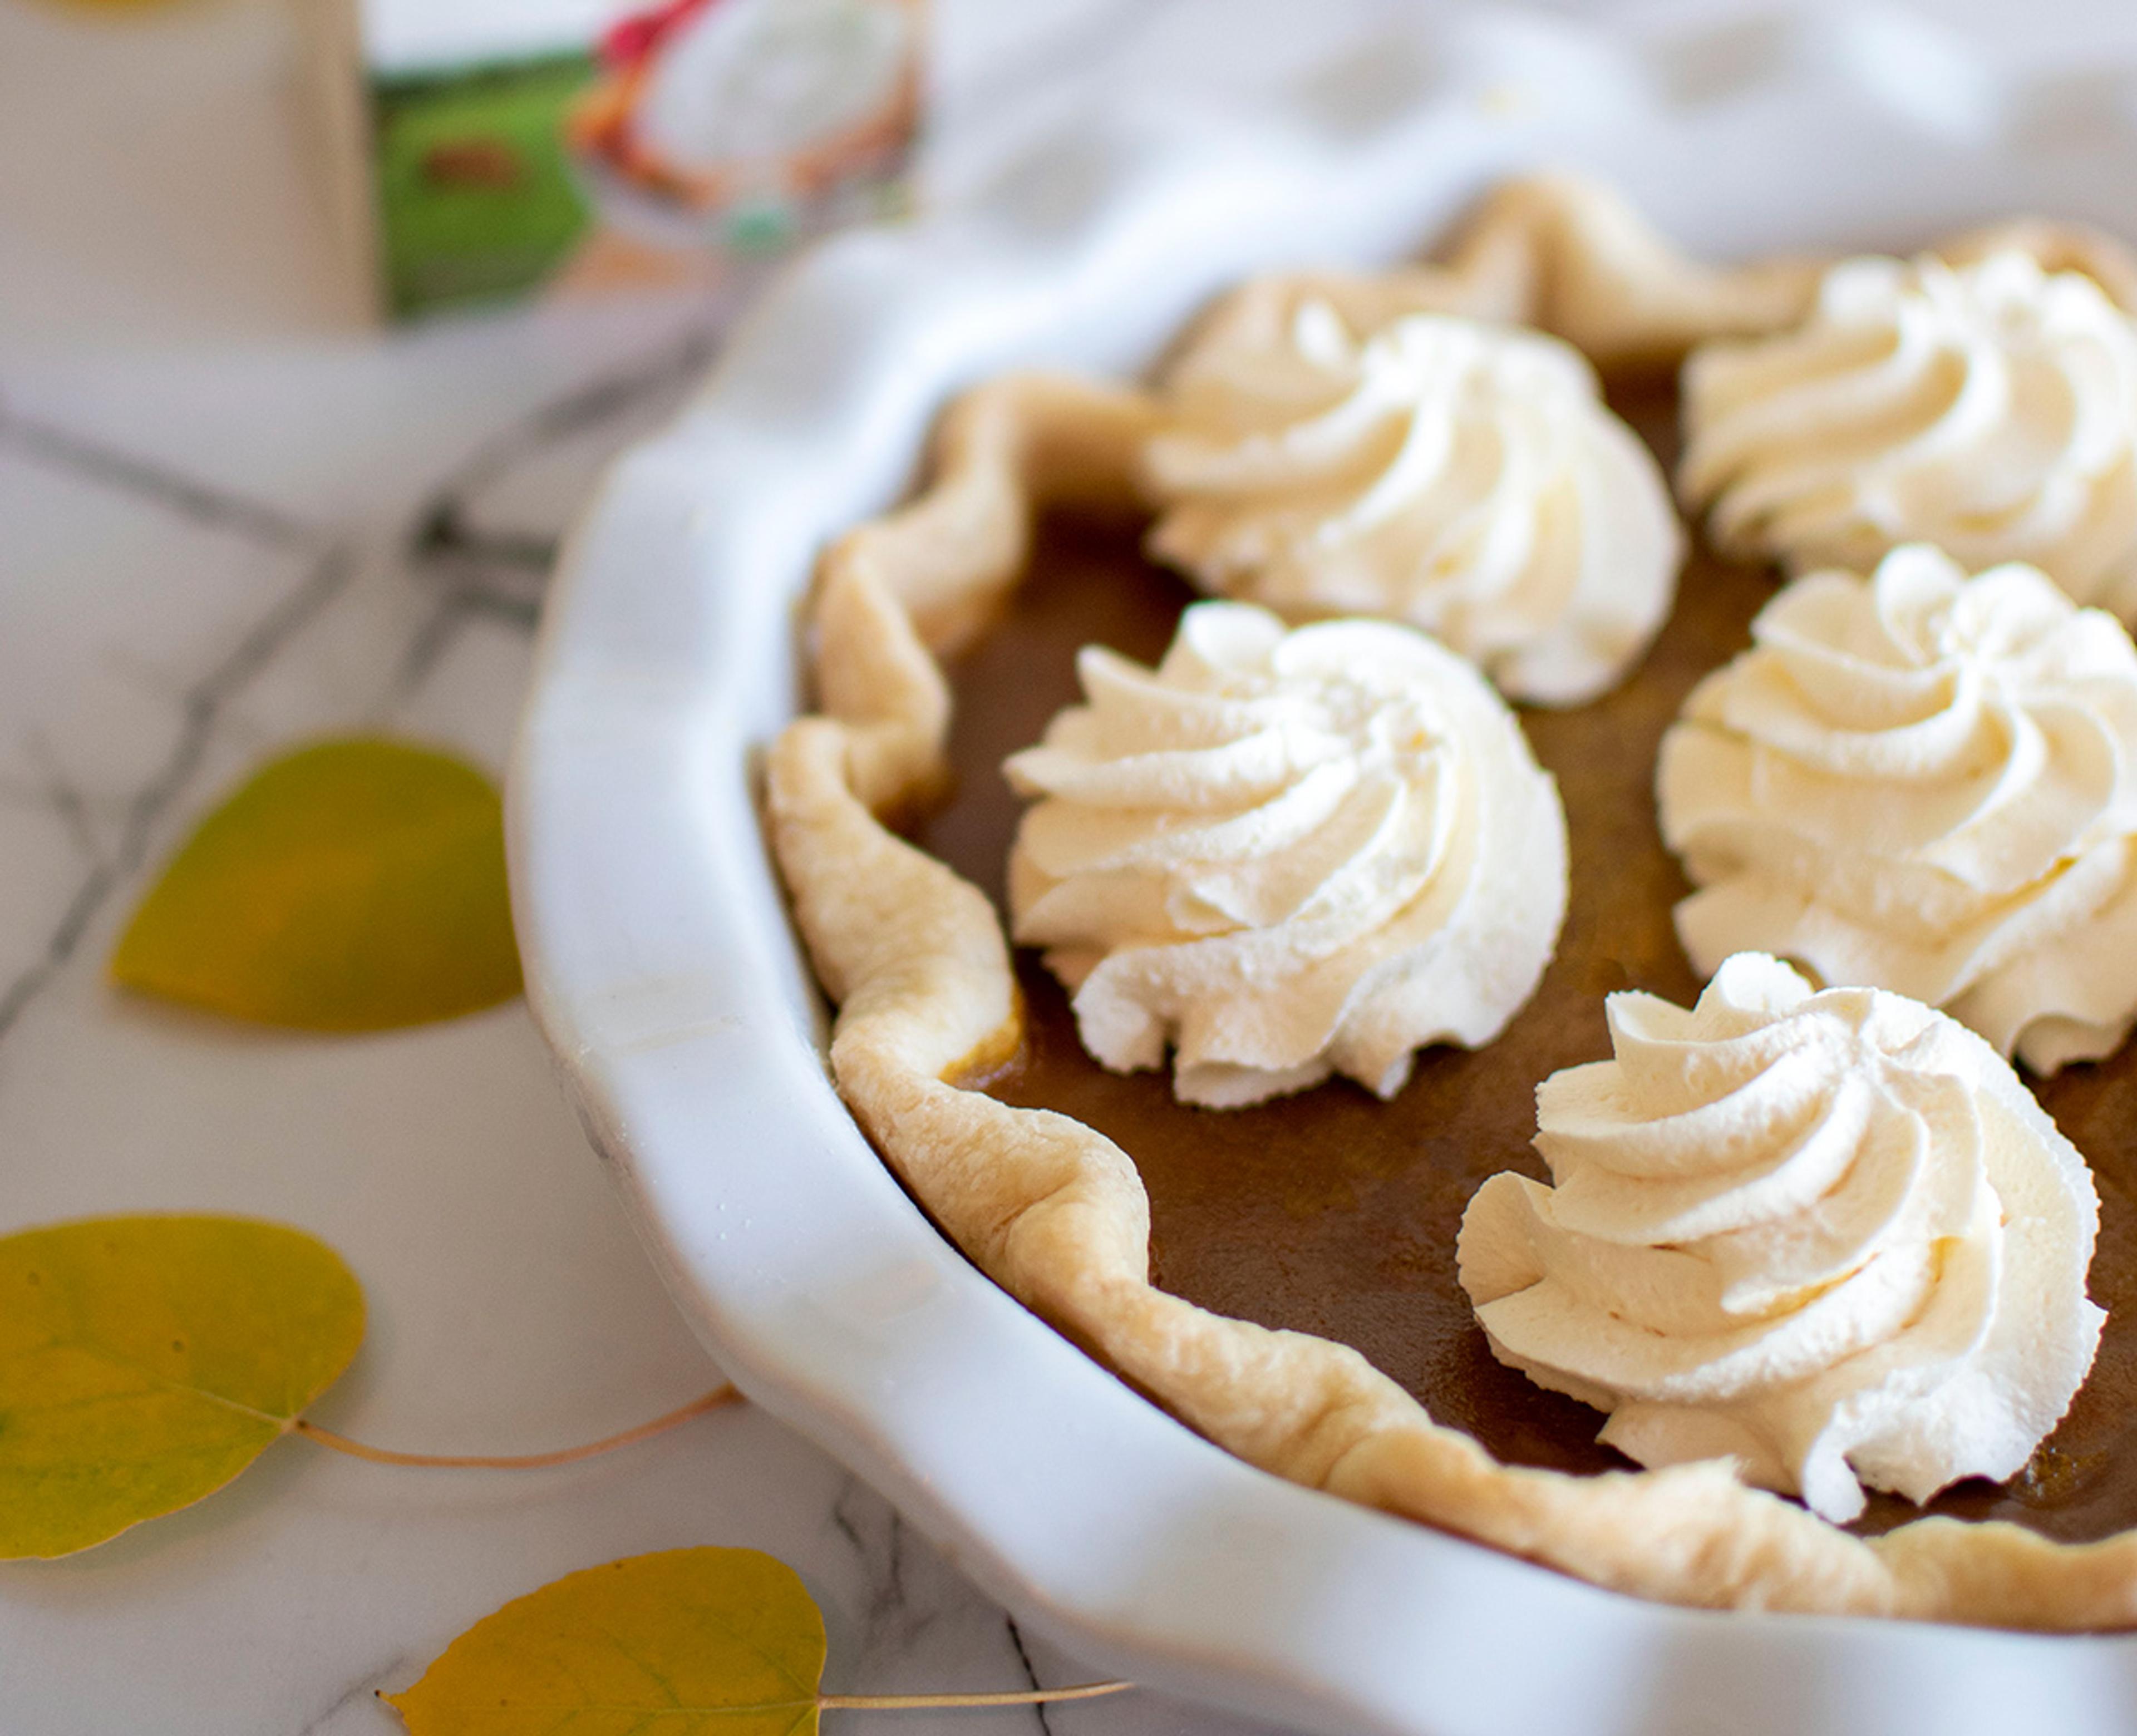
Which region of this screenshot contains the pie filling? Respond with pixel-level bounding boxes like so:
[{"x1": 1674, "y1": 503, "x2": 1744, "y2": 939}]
[{"x1": 912, "y1": 387, "x2": 2137, "y2": 1544}]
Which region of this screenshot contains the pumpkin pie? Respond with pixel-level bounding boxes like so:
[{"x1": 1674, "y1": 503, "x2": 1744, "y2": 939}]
[{"x1": 764, "y1": 173, "x2": 2137, "y2": 1628}]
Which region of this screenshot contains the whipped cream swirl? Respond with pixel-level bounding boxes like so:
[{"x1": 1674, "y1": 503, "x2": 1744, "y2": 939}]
[
  {"x1": 1140, "y1": 301, "x2": 1683, "y2": 706},
  {"x1": 1458, "y1": 953, "x2": 2104, "y2": 1523},
  {"x1": 1660, "y1": 544, "x2": 2137, "y2": 1074},
  {"x1": 1004, "y1": 601, "x2": 1566, "y2": 1107},
  {"x1": 1680, "y1": 250, "x2": 2137, "y2": 619}
]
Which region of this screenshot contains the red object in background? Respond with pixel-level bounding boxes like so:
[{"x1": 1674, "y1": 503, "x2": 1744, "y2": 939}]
[{"x1": 600, "y1": 0, "x2": 721, "y2": 70}]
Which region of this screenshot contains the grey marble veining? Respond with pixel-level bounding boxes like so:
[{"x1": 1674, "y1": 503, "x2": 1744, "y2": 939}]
[
  {"x1": 0, "y1": 432, "x2": 343, "y2": 1039},
  {"x1": 0, "y1": 300, "x2": 717, "y2": 1030}
]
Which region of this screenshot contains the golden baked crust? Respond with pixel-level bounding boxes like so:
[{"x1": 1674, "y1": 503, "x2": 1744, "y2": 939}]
[
  {"x1": 1176, "y1": 171, "x2": 1825, "y2": 371},
  {"x1": 764, "y1": 173, "x2": 2137, "y2": 1628}
]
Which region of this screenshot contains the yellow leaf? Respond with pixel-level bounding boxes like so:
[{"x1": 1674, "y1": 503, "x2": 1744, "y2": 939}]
[
  {"x1": 387, "y1": 1548, "x2": 828, "y2": 1736},
  {"x1": 0, "y1": 1215, "x2": 365, "y2": 1559},
  {"x1": 111, "y1": 737, "x2": 522, "y2": 1031}
]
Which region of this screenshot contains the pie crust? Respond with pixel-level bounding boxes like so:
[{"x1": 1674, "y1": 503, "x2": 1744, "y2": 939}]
[{"x1": 764, "y1": 173, "x2": 2137, "y2": 1628}]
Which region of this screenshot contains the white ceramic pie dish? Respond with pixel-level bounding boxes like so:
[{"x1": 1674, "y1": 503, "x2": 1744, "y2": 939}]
[{"x1": 511, "y1": 11, "x2": 2137, "y2": 1733}]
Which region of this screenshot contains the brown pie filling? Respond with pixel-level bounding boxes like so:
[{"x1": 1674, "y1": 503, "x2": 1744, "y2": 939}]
[{"x1": 910, "y1": 386, "x2": 2137, "y2": 1544}]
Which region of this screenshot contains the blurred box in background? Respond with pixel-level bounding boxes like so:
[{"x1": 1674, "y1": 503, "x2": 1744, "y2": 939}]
[{"x1": 304, "y1": 0, "x2": 925, "y2": 320}]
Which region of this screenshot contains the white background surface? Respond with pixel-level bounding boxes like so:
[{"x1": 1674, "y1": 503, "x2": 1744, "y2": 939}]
[{"x1": 4, "y1": 2, "x2": 2137, "y2": 1733}]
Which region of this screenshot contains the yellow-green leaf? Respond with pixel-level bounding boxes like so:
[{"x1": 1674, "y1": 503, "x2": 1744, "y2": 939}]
[
  {"x1": 0, "y1": 1214, "x2": 365, "y2": 1559},
  {"x1": 386, "y1": 1548, "x2": 828, "y2": 1736},
  {"x1": 111, "y1": 737, "x2": 522, "y2": 1032}
]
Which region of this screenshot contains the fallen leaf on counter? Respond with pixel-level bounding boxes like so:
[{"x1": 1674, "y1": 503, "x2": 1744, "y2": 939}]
[
  {"x1": 111, "y1": 737, "x2": 522, "y2": 1031},
  {"x1": 0, "y1": 1215, "x2": 365, "y2": 1560},
  {"x1": 385, "y1": 1547, "x2": 1134, "y2": 1734},
  {"x1": 387, "y1": 1547, "x2": 829, "y2": 1736}
]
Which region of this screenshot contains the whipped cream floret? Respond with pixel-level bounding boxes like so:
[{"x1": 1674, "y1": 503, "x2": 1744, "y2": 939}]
[
  {"x1": 1458, "y1": 953, "x2": 2104, "y2": 1524},
  {"x1": 1680, "y1": 250, "x2": 2137, "y2": 619},
  {"x1": 1660, "y1": 544, "x2": 2137, "y2": 1074},
  {"x1": 1139, "y1": 300, "x2": 1683, "y2": 706},
  {"x1": 1003, "y1": 601, "x2": 1567, "y2": 1108}
]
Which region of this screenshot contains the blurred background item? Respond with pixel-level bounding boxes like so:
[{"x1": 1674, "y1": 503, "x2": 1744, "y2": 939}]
[{"x1": 304, "y1": 0, "x2": 925, "y2": 319}]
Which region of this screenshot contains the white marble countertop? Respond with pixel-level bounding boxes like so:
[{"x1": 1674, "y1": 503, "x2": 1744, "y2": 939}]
[{"x1": 6, "y1": 2, "x2": 2137, "y2": 1732}]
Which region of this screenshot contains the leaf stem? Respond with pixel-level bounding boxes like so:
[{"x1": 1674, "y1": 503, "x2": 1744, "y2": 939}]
[
  {"x1": 818, "y1": 1681, "x2": 1134, "y2": 1710},
  {"x1": 293, "y1": 1385, "x2": 739, "y2": 1469}
]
